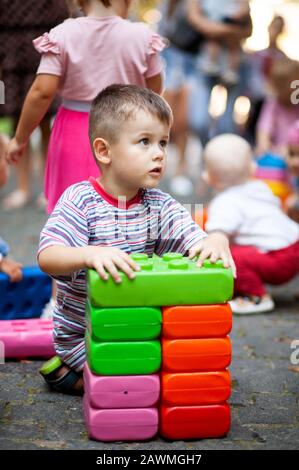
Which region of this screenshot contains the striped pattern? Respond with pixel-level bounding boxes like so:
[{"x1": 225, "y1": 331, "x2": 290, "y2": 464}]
[{"x1": 39, "y1": 181, "x2": 206, "y2": 371}]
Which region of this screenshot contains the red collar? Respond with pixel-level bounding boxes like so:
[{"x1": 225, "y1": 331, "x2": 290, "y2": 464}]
[{"x1": 89, "y1": 177, "x2": 142, "y2": 209}]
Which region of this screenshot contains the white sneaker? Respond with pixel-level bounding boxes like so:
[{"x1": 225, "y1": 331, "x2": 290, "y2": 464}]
[
  {"x1": 229, "y1": 295, "x2": 275, "y2": 315},
  {"x1": 169, "y1": 175, "x2": 194, "y2": 197},
  {"x1": 40, "y1": 297, "x2": 55, "y2": 319}
]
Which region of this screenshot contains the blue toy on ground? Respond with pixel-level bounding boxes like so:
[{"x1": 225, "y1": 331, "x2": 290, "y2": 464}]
[{"x1": 0, "y1": 266, "x2": 52, "y2": 319}]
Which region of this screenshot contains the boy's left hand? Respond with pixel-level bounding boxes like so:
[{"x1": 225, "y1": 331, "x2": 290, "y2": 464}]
[{"x1": 189, "y1": 233, "x2": 236, "y2": 277}]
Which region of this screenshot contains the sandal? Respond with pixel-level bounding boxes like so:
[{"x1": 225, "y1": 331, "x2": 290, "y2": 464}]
[{"x1": 39, "y1": 356, "x2": 83, "y2": 395}]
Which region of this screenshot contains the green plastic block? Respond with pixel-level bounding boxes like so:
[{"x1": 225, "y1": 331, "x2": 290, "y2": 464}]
[
  {"x1": 87, "y1": 254, "x2": 233, "y2": 308},
  {"x1": 85, "y1": 332, "x2": 161, "y2": 375},
  {"x1": 86, "y1": 301, "x2": 162, "y2": 341}
]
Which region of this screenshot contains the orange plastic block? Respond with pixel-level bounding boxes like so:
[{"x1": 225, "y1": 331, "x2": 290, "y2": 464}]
[
  {"x1": 162, "y1": 337, "x2": 231, "y2": 372},
  {"x1": 162, "y1": 304, "x2": 232, "y2": 339},
  {"x1": 160, "y1": 404, "x2": 231, "y2": 440},
  {"x1": 161, "y1": 371, "x2": 231, "y2": 406}
]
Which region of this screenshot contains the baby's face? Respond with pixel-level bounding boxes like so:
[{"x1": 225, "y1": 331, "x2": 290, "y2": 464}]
[
  {"x1": 107, "y1": 110, "x2": 170, "y2": 194},
  {"x1": 287, "y1": 144, "x2": 299, "y2": 177}
]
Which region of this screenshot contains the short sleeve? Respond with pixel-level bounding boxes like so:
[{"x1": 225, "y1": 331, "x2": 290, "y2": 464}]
[
  {"x1": 145, "y1": 32, "x2": 166, "y2": 78},
  {"x1": 206, "y1": 195, "x2": 243, "y2": 236},
  {"x1": 33, "y1": 28, "x2": 64, "y2": 77},
  {"x1": 38, "y1": 196, "x2": 89, "y2": 281},
  {"x1": 155, "y1": 196, "x2": 206, "y2": 255}
]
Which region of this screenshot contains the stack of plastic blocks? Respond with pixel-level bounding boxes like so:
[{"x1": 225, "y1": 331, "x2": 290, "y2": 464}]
[
  {"x1": 161, "y1": 304, "x2": 232, "y2": 439},
  {"x1": 84, "y1": 253, "x2": 233, "y2": 442},
  {"x1": 0, "y1": 266, "x2": 52, "y2": 320},
  {"x1": 255, "y1": 153, "x2": 292, "y2": 201}
]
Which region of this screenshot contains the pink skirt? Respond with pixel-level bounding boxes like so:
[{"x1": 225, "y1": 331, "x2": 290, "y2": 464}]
[{"x1": 45, "y1": 106, "x2": 100, "y2": 214}]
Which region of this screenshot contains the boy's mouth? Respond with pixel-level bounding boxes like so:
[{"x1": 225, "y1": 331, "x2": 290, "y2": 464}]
[{"x1": 149, "y1": 167, "x2": 162, "y2": 176}]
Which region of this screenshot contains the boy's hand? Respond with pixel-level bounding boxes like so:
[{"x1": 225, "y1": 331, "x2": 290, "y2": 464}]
[
  {"x1": 0, "y1": 257, "x2": 23, "y2": 282},
  {"x1": 189, "y1": 233, "x2": 236, "y2": 277},
  {"x1": 84, "y1": 246, "x2": 141, "y2": 284},
  {"x1": 6, "y1": 137, "x2": 27, "y2": 164}
]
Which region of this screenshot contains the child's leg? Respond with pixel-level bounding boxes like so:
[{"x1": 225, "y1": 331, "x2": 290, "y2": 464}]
[
  {"x1": 226, "y1": 44, "x2": 242, "y2": 75},
  {"x1": 40, "y1": 330, "x2": 85, "y2": 395},
  {"x1": 221, "y1": 42, "x2": 242, "y2": 85},
  {"x1": 231, "y1": 242, "x2": 299, "y2": 296},
  {"x1": 201, "y1": 40, "x2": 222, "y2": 75}
]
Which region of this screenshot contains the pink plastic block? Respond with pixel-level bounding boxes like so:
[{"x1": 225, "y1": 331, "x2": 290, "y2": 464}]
[
  {"x1": 83, "y1": 363, "x2": 160, "y2": 409},
  {"x1": 0, "y1": 319, "x2": 55, "y2": 358},
  {"x1": 83, "y1": 395, "x2": 158, "y2": 442}
]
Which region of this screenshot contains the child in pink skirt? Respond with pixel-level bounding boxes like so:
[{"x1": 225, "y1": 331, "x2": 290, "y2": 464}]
[{"x1": 6, "y1": 0, "x2": 165, "y2": 214}]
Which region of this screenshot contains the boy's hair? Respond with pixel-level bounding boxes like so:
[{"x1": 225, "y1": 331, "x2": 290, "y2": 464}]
[
  {"x1": 204, "y1": 134, "x2": 253, "y2": 190},
  {"x1": 89, "y1": 84, "x2": 173, "y2": 148}
]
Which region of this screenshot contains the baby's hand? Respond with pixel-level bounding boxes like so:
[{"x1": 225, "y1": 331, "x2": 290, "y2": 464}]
[
  {"x1": 6, "y1": 137, "x2": 27, "y2": 164},
  {"x1": 0, "y1": 257, "x2": 23, "y2": 282},
  {"x1": 84, "y1": 246, "x2": 140, "y2": 284},
  {"x1": 189, "y1": 233, "x2": 236, "y2": 277}
]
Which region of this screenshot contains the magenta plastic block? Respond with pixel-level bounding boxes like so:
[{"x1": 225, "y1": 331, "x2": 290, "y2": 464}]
[
  {"x1": 83, "y1": 395, "x2": 158, "y2": 442},
  {"x1": 0, "y1": 319, "x2": 55, "y2": 358},
  {"x1": 83, "y1": 363, "x2": 160, "y2": 409}
]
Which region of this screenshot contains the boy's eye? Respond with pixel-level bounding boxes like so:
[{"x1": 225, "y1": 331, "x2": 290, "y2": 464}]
[
  {"x1": 140, "y1": 138, "x2": 150, "y2": 146},
  {"x1": 160, "y1": 140, "x2": 168, "y2": 149}
]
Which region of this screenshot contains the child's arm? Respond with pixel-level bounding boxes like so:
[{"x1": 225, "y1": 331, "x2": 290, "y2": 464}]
[
  {"x1": 38, "y1": 245, "x2": 140, "y2": 284},
  {"x1": 146, "y1": 74, "x2": 163, "y2": 95},
  {"x1": 0, "y1": 257, "x2": 23, "y2": 282},
  {"x1": 6, "y1": 74, "x2": 60, "y2": 163},
  {"x1": 187, "y1": 0, "x2": 252, "y2": 41},
  {"x1": 188, "y1": 232, "x2": 236, "y2": 277}
]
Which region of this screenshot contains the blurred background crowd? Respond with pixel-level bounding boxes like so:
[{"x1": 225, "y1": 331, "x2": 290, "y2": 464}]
[{"x1": 1, "y1": 0, "x2": 299, "y2": 204}]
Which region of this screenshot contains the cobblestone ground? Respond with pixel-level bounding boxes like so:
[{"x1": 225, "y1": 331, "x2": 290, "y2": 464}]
[{"x1": 0, "y1": 176, "x2": 299, "y2": 450}]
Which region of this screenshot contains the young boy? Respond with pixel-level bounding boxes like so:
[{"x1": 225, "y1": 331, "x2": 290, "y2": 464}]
[
  {"x1": 0, "y1": 134, "x2": 23, "y2": 282},
  {"x1": 203, "y1": 133, "x2": 299, "y2": 314},
  {"x1": 38, "y1": 84, "x2": 234, "y2": 394}
]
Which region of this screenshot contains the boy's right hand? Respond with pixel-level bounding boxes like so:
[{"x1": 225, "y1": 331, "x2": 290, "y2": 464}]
[
  {"x1": 0, "y1": 257, "x2": 23, "y2": 282},
  {"x1": 6, "y1": 137, "x2": 27, "y2": 164},
  {"x1": 84, "y1": 246, "x2": 141, "y2": 284}
]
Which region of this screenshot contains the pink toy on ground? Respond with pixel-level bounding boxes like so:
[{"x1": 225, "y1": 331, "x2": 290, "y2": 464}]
[
  {"x1": 0, "y1": 319, "x2": 55, "y2": 358},
  {"x1": 83, "y1": 395, "x2": 159, "y2": 442},
  {"x1": 83, "y1": 363, "x2": 160, "y2": 409}
]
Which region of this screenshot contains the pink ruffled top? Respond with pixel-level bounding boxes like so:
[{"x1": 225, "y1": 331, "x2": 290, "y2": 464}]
[{"x1": 33, "y1": 16, "x2": 166, "y2": 102}]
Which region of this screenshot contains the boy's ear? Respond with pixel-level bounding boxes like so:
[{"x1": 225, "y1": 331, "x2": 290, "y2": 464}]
[{"x1": 93, "y1": 138, "x2": 111, "y2": 165}]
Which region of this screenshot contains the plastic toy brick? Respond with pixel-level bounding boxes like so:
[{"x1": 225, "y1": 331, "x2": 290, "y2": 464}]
[
  {"x1": 161, "y1": 371, "x2": 231, "y2": 406},
  {"x1": 0, "y1": 319, "x2": 55, "y2": 358},
  {"x1": 0, "y1": 266, "x2": 52, "y2": 320},
  {"x1": 162, "y1": 337, "x2": 231, "y2": 372},
  {"x1": 86, "y1": 301, "x2": 162, "y2": 341},
  {"x1": 162, "y1": 304, "x2": 232, "y2": 339},
  {"x1": 83, "y1": 395, "x2": 159, "y2": 442},
  {"x1": 86, "y1": 332, "x2": 161, "y2": 375},
  {"x1": 160, "y1": 404, "x2": 231, "y2": 440},
  {"x1": 84, "y1": 363, "x2": 160, "y2": 409},
  {"x1": 87, "y1": 253, "x2": 233, "y2": 308}
]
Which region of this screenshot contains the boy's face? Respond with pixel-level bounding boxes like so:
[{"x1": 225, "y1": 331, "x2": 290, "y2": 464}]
[
  {"x1": 287, "y1": 144, "x2": 299, "y2": 177},
  {"x1": 105, "y1": 110, "x2": 170, "y2": 195}
]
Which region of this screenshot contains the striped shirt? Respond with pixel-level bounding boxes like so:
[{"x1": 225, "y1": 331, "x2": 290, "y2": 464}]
[{"x1": 38, "y1": 179, "x2": 206, "y2": 371}]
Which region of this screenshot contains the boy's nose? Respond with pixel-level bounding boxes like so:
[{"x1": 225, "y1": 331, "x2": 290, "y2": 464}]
[{"x1": 153, "y1": 145, "x2": 164, "y2": 160}]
